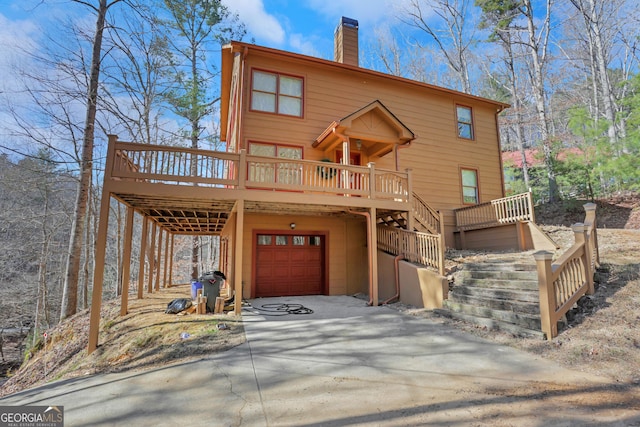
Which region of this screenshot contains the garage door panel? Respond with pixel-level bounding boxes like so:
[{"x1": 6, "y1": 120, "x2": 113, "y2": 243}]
[{"x1": 255, "y1": 234, "x2": 324, "y2": 297}]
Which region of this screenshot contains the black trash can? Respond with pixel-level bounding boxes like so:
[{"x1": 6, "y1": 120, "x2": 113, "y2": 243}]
[{"x1": 200, "y1": 271, "x2": 226, "y2": 312}]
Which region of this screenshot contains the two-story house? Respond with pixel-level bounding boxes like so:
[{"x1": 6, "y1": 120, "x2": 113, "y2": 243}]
[{"x1": 88, "y1": 17, "x2": 556, "y2": 352}]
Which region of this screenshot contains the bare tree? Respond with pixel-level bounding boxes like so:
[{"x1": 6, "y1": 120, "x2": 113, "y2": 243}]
[
  {"x1": 60, "y1": 0, "x2": 124, "y2": 321},
  {"x1": 477, "y1": 0, "x2": 532, "y2": 190},
  {"x1": 399, "y1": 0, "x2": 478, "y2": 94},
  {"x1": 160, "y1": 0, "x2": 244, "y2": 279}
]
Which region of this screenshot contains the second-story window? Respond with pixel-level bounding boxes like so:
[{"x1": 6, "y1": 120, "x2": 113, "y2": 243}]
[
  {"x1": 251, "y1": 70, "x2": 303, "y2": 117},
  {"x1": 456, "y1": 105, "x2": 474, "y2": 140}
]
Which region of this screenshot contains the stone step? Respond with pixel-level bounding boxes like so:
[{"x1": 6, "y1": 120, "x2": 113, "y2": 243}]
[
  {"x1": 455, "y1": 269, "x2": 538, "y2": 282},
  {"x1": 433, "y1": 308, "x2": 546, "y2": 339},
  {"x1": 451, "y1": 285, "x2": 540, "y2": 303},
  {"x1": 443, "y1": 301, "x2": 542, "y2": 331},
  {"x1": 460, "y1": 262, "x2": 537, "y2": 272},
  {"x1": 454, "y1": 277, "x2": 539, "y2": 291},
  {"x1": 448, "y1": 292, "x2": 540, "y2": 314}
]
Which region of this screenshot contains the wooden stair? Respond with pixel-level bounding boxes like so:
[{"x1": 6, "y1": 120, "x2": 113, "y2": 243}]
[
  {"x1": 377, "y1": 192, "x2": 440, "y2": 235},
  {"x1": 437, "y1": 260, "x2": 558, "y2": 339}
]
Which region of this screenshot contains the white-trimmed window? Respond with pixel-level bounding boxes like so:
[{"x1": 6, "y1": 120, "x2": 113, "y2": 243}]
[
  {"x1": 456, "y1": 105, "x2": 474, "y2": 140},
  {"x1": 461, "y1": 168, "x2": 479, "y2": 204},
  {"x1": 251, "y1": 70, "x2": 303, "y2": 117}
]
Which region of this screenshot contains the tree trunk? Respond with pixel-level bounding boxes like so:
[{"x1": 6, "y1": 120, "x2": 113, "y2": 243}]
[
  {"x1": 60, "y1": 0, "x2": 109, "y2": 321},
  {"x1": 523, "y1": 0, "x2": 558, "y2": 202}
]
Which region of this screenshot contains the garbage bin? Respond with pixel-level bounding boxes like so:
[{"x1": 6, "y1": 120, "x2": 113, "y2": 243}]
[
  {"x1": 200, "y1": 271, "x2": 226, "y2": 312},
  {"x1": 191, "y1": 280, "x2": 203, "y2": 300}
]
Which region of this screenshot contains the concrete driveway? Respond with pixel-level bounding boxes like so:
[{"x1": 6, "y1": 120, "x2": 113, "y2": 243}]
[{"x1": 1, "y1": 295, "x2": 638, "y2": 426}]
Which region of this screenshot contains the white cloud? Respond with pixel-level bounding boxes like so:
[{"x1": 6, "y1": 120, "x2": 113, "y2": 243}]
[
  {"x1": 304, "y1": 0, "x2": 402, "y2": 28},
  {"x1": 288, "y1": 33, "x2": 322, "y2": 58},
  {"x1": 223, "y1": 0, "x2": 286, "y2": 45}
]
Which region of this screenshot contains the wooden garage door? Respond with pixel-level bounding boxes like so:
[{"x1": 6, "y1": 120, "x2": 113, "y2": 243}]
[{"x1": 255, "y1": 234, "x2": 324, "y2": 297}]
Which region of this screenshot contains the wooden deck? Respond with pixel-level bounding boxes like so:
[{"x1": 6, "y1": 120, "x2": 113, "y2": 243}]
[{"x1": 105, "y1": 137, "x2": 414, "y2": 233}]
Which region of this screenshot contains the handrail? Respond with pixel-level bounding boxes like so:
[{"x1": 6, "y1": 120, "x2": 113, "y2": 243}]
[
  {"x1": 412, "y1": 192, "x2": 441, "y2": 234},
  {"x1": 533, "y1": 203, "x2": 598, "y2": 339},
  {"x1": 377, "y1": 225, "x2": 445, "y2": 275},
  {"x1": 108, "y1": 140, "x2": 409, "y2": 201},
  {"x1": 454, "y1": 192, "x2": 534, "y2": 231}
]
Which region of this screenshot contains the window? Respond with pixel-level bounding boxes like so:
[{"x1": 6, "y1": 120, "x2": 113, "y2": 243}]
[
  {"x1": 257, "y1": 235, "x2": 272, "y2": 245},
  {"x1": 249, "y1": 142, "x2": 303, "y2": 185},
  {"x1": 461, "y1": 168, "x2": 479, "y2": 204},
  {"x1": 251, "y1": 70, "x2": 303, "y2": 117},
  {"x1": 456, "y1": 105, "x2": 474, "y2": 139}
]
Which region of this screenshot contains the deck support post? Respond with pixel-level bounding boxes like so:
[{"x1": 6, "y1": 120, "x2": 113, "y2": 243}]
[
  {"x1": 88, "y1": 134, "x2": 118, "y2": 354},
  {"x1": 120, "y1": 207, "x2": 134, "y2": 316},
  {"x1": 369, "y1": 207, "x2": 379, "y2": 306},
  {"x1": 147, "y1": 222, "x2": 157, "y2": 293},
  {"x1": 155, "y1": 228, "x2": 163, "y2": 291},
  {"x1": 168, "y1": 234, "x2": 175, "y2": 287},
  {"x1": 233, "y1": 199, "x2": 245, "y2": 315},
  {"x1": 137, "y1": 217, "x2": 148, "y2": 299}
]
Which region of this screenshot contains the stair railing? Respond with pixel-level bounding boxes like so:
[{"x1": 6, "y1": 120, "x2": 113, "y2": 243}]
[
  {"x1": 533, "y1": 203, "x2": 598, "y2": 339},
  {"x1": 377, "y1": 225, "x2": 445, "y2": 276},
  {"x1": 412, "y1": 192, "x2": 441, "y2": 235}
]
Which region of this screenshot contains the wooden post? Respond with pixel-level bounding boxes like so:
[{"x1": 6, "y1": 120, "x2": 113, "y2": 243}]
[
  {"x1": 196, "y1": 289, "x2": 206, "y2": 315},
  {"x1": 120, "y1": 207, "x2": 134, "y2": 316},
  {"x1": 573, "y1": 223, "x2": 594, "y2": 295},
  {"x1": 88, "y1": 134, "x2": 118, "y2": 354},
  {"x1": 148, "y1": 222, "x2": 156, "y2": 293},
  {"x1": 367, "y1": 162, "x2": 376, "y2": 199},
  {"x1": 527, "y1": 190, "x2": 536, "y2": 223},
  {"x1": 163, "y1": 231, "x2": 170, "y2": 288},
  {"x1": 168, "y1": 234, "x2": 175, "y2": 287},
  {"x1": 238, "y1": 149, "x2": 247, "y2": 190},
  {"x1": 137, "y1": 217, "x2": 148, "y2": 299},
  {"x1": 154, "y1": 228, "x2": 163, "y2": 291},
  {"x1": 438, "y1": 211, "x2": 446, "y2": 276},
  {"x1": 583, "y1": 203, "x2": 599, "y2": 267},
  {"x1": 534, "y1": 250, "x2": 556, "y2": 340},
  {"x1": 370, "y1": 207, "x2": 379, "y2": 306},
  {"x1": 233, "y1": 199, "x2": 244, "y2": 315},
  {"x1": 214, "y1": 297, "x2": 225, "y2": 314}
]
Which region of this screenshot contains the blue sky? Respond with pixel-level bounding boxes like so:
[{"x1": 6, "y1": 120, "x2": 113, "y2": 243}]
[
  {"x1": 222, "y1": 0, "x2": 403, "y2": 59},
  {"x1": 0, "y1": 0, "x2": 410, "y2": 157},
  {"x1": 0, "y1": 0, "x2": 403, "y2": 63}
]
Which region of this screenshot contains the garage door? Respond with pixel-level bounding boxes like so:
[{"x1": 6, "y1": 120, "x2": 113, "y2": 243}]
[{"x1": 255, "y1": 234, "x2": 324, "y2": 297}]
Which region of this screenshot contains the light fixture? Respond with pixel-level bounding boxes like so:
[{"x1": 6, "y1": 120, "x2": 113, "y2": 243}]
[
  {"x1": 356, "y1": 139, "x2": 362, "y2": 150},
  {"x1": 290, "y1": 222, "x2": 296, "y2": 230}
]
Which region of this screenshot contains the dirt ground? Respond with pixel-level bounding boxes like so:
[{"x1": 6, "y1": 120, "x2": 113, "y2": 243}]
[
  {"x1": 1, "y1": 194, "x2": 640, "y2": 417},
  {"x1": 0, "y1": 284, "x2": 246, "y2": 397}
]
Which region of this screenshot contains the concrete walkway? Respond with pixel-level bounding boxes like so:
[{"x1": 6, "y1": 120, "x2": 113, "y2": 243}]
[{"x1": 1, "y1": 296, "x2": 638, "y2": 426}]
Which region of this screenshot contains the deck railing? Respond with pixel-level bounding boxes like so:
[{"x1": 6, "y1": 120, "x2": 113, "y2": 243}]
[
  {"x1": 377, "y1": 225, "x2": 445, "y2": 275},
  {"x1": 533, "y1": 203, "x2": 598, "y2": 339},
  {"x1": 454, "y1": 192, "x2": 535, "y2": 231},
  {"x1": 110, "y1": 141, "x2": 409, "y2": 201}
]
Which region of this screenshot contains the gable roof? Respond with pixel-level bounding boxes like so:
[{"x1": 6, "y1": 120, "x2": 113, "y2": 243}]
[{"x1": 313, "y1": 100, "x2": 415, "y2": 157}]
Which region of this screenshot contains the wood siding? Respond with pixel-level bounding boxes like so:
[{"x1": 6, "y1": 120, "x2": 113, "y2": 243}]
[
  {"x1": 230, "y1": 45, "x2": 505, "y2": 244},
  {"x1": 238, "y1": 214, "x2": 368, "y2": 298}
]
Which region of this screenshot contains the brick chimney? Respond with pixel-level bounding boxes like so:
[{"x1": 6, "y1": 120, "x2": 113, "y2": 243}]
[{"x1": 334, "y1": 17, "x2": 359, "y2": 67}]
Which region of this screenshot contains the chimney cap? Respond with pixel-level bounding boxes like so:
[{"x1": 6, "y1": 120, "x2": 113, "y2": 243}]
[{"x1": 340, "y1": 17, "x2": 359, "y2": 28}]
